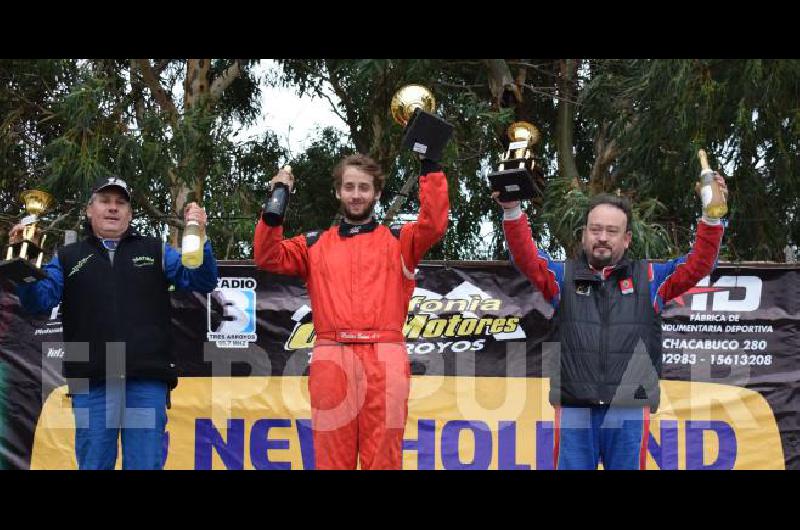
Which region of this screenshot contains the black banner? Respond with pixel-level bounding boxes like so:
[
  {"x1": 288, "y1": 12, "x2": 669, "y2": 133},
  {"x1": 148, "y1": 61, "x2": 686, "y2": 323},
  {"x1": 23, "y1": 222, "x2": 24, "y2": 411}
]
[{"x1": 1, "y1": 262, "x2": 798, "y2": 469}]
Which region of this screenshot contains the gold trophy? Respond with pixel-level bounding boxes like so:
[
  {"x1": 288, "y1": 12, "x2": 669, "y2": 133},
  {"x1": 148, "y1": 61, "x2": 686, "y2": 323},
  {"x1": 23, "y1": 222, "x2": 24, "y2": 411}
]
[
  {"x1": 487, "y1": 121, "x2": 545, "y2": 202},
  {"x1": 0, "y1": 190, "x2": 54, "y2": 283},
  {"x1": 391, "y1": 84, "x2": 454, "y2": 162}
]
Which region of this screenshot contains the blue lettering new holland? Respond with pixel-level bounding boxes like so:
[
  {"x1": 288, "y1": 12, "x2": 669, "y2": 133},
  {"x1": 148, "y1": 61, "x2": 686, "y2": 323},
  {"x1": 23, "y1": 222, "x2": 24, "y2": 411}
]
[
  {"x1": 685, "y1": 421, "x2": 737, "y2": 470},
  {"x1": 195, "y1": 419, "x2": 245, "y2": 470},
  {"x1": 402, "y1": 420, "x2": 436, "y2": 470},
  {"x1": 296, "y1": 419, "x2": 315, "y2": 470},
  {"x1": 536, "y1": 421, "x2": 555, "y2": 470},
  {"x1": 250, "y1": 419, "x2": 291, "y2": 470},
  {"x1": 498, "y1": 421, "x2": 530, "y2": 470},
  {"x1": 191, "y1": 417, "x2": 738, "y2": 470},
  {"x1": 441, "y1": 420, "x2": 492, "y2": 470},
  {"x1": 648, "y1": 420, "x2": 679, "y2": 470}
]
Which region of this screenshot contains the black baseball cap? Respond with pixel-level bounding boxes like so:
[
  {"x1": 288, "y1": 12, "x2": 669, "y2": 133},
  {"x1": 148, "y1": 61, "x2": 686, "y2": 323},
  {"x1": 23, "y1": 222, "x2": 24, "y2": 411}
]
[{"x1": 92, "y1": 175, "x2": 131, "y2": 202}]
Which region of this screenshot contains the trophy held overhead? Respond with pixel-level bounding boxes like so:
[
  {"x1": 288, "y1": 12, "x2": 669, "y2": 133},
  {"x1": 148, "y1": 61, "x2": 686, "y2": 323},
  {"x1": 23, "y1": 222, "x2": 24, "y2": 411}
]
[
  {"x1": 391, "y1": 85, "x2": 454, "y2": 163},
  {"x1": 487, "y1": 121, "x2": 546, "y2": 203}
]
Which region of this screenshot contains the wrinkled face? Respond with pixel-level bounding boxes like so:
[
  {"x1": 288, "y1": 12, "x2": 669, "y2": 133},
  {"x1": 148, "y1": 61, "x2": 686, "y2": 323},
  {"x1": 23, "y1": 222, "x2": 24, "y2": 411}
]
[
  {"x1": 86, "y1": 189, "x2": 132, "y2": 239},
  {"x1": 582, "y1": 203, "x2": 632, "y2": 269},
  {"x1": 335, "y1": 166, "x2": 380, "y2": 223}
]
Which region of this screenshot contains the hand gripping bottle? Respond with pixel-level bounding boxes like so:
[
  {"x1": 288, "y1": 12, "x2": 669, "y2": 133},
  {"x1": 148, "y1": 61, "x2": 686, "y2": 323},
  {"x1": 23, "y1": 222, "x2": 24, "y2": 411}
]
[
  {"x1": 698, "y1": 149, "x2": 727, "y2": 219},
  {"x1": 181, "y1": 196, "x2": 205, "y2": 269},
  {"x1": 262, "y1": 165, "x2": 293, "y2": 227}
]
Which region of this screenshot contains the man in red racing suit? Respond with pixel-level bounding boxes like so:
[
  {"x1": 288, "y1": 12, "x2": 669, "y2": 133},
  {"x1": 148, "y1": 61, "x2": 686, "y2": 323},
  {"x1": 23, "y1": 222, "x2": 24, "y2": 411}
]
[{"x1": 254, "y1": 154, "x2": 449, "y2": 469}]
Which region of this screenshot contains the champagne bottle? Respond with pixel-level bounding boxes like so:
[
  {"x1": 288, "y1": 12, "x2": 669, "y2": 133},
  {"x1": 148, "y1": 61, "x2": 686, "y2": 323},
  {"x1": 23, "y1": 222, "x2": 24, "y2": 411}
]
[
  {"x1": 181, "y1": 194, "x2": 205, "y2": 268},
  {"x1": 698, "y1": 149, "x2": 727, "y2": 219},
  {"x1": 262, "y1": 165, "x2": 293, "y2": 227}
]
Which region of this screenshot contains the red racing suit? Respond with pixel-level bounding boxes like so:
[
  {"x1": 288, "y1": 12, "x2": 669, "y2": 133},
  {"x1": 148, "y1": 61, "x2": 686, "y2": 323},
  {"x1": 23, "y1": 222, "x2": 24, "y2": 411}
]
[{"x1": 254, "y1": 170, "x2": 449, "y2": 469}]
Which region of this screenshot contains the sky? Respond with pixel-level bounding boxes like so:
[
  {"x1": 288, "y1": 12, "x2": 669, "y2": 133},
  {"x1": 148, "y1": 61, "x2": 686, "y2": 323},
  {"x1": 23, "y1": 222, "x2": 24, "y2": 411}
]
[{"x1": 239, "y1": 60, "x2": 349, "y2": 156}]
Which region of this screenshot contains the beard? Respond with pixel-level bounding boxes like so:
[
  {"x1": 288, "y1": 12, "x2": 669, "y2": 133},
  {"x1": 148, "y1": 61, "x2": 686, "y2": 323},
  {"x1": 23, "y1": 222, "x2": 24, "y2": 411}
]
[
  {"x1": 589, "y1": 255, "x2": 612, "y2": 268},
  {"x1": 588, "y1": 244, "x2": 614, "y2": 268},
  {"x1": 340, "y1": 198, "x2": 378, "y2": 222}
]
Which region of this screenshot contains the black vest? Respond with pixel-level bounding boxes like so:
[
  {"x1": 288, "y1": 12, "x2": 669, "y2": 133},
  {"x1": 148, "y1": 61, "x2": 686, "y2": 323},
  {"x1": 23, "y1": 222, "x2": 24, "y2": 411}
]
[
  {"x1": 547, "y1": 255, "x2": 662, "y2": 411},
  {"x1": 58, "y1": 231, "x2": 176, "y2": 388}
]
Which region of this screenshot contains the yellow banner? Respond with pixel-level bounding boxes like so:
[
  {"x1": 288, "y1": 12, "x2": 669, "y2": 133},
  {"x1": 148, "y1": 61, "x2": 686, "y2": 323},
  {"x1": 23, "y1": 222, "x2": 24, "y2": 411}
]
[{"x1": 30, "y1": 377, "x2": 783, "y2": 470}]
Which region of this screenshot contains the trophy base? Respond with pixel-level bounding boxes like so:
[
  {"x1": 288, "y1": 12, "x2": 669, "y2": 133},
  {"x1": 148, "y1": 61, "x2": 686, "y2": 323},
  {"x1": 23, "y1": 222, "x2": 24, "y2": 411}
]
[
  {"x1": 402, "y1": 109, "x2": 454, "y2": 162},
  {"x1": 488, "y1": 162, "x2": 545, "y2": 202},
  {"x1": 0, "y1": 258, "x2": 47, "y2": 284}
]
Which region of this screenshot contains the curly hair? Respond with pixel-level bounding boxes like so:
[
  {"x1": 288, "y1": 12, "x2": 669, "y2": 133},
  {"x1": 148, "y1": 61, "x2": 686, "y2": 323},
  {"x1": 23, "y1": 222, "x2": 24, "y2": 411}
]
[{"x1": 332, "y1": 153, "x2": 386, "y2": 193}]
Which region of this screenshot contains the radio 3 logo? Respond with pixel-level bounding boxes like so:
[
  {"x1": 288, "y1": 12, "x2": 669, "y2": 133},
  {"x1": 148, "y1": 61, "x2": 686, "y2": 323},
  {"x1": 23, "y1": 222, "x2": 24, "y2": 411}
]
[{"x1": 207, "y1": 277, "x2": 257, "y2": 348}]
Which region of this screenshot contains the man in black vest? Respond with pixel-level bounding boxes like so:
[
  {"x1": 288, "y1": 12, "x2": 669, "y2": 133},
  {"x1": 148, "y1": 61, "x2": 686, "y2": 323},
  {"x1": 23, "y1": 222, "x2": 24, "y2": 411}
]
[
  {"x1": 10, "y1": 175, "x2": 219, "y2": 469},
  {"x1": 495, "y1": 175, "x2": 727, "y2": 469}
]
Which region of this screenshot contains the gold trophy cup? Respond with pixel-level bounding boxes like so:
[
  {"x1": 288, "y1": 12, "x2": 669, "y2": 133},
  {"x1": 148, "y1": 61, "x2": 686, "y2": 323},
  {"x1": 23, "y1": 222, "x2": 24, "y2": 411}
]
[
  {"x1": 0, "y1": 190, "x2": 54, "y2": 283},
  {"x1": 391, "y1": 84, "x2": 454, "y2": 162},
  {"x1": 487, "y1": 121, "x2": 545, "y2": 202}
]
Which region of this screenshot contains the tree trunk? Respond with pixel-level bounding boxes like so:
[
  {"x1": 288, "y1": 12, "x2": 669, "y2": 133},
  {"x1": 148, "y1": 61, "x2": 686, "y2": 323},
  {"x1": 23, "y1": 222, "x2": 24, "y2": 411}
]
[
  {"x1": 556, "y1": 59, "x2": 581, "y2": 188},
  {"x1": 589, "y1": 121, "x2": 619, "y2": 194},
  {"x1": 184, "y1": 59, "x2": 210, "y2": 112},
  {"x1": 483, "y1": 59, "x2": 521, "y2": 109},
  {"x1": 170, "y1": 59, "x2": 211, "y2": 247}
]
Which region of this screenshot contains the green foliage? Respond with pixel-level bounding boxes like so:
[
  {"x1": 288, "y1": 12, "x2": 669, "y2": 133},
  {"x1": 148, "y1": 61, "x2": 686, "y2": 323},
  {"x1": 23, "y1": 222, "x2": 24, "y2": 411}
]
[
  {"x1": 2, "y1": 59, "x2": 799, "y2": 264},
  {"x1": 282, "y1": 127, "x2": 355, "y2": 237},
  {"x1": 586, "y1": 59, "x2": 800, "y2": 261},
  {"x1": 1, "y1": 59, "x2": 285, "y2": 258},
  {"x1": 0, "y1": 59, "x2": 79, "y2": 230}
]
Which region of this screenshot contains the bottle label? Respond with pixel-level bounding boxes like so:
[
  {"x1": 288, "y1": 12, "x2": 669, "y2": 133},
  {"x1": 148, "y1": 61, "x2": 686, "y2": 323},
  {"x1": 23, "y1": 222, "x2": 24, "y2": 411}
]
[
  {"x1": 701, "y1": 185, "x2": 713, "y2": 209},
  {"x1": 20, "y1": 214, "x2": 38, "y2": 226},
  {"x1": 182, "y1": 235, "x2": 201, "y2": 253}
]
